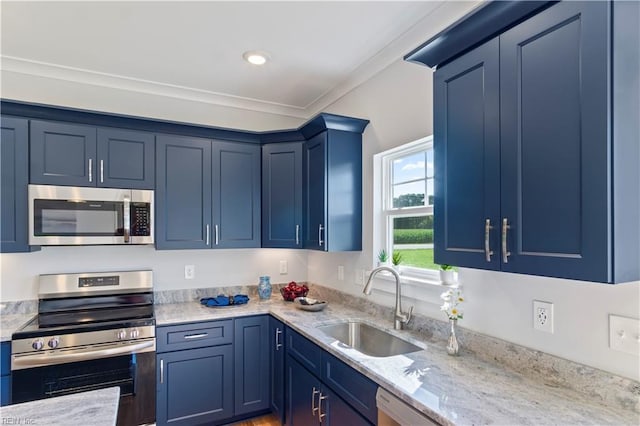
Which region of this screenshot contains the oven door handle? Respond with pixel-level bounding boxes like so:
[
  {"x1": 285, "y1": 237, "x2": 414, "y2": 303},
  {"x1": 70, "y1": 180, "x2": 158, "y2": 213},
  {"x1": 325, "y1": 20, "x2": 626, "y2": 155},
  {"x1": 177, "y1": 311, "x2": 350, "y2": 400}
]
[{"x1": 12, "y1": 340, "x2": 155, "y2": 370}]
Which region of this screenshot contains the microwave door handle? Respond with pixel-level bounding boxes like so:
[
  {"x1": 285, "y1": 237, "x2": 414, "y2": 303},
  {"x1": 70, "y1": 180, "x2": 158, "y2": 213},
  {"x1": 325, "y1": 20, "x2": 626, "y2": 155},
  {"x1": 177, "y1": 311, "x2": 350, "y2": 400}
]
[{"x1": 123, "y1": 195, "x2": 131, "y2": 243}]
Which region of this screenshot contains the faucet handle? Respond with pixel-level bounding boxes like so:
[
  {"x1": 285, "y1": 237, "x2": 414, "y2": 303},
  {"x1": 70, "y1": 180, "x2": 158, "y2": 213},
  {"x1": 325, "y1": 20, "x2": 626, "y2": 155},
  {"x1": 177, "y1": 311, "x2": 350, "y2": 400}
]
[{"x1": 405, "y1": 306, "x2": 414, "y2": 324}]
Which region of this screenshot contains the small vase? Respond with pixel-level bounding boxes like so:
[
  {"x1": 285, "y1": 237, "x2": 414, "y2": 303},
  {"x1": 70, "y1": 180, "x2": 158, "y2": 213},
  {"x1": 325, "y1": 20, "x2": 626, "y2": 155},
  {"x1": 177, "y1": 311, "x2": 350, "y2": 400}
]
[
  {"x1": 257, "y1": 276, "x2": 272, "y2": 300},
  {"x1": 440, "y1": 270, "x2": 455, "y2": 285},
  {"x1": 446, "y1": 318, "x2": 459, "y2": 356}
]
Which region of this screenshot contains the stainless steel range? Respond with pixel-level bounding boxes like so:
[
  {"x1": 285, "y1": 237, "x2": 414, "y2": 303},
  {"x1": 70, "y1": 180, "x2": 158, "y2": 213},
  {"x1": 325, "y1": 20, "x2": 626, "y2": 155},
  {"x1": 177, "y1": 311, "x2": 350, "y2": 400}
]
[{"x1": 11, "y1": 270, "x2": 156, "y2": 425}]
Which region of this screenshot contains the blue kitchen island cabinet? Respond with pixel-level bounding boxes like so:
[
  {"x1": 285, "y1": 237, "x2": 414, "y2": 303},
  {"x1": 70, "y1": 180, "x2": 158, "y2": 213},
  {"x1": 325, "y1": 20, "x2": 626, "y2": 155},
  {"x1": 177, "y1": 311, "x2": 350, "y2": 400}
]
[
  {"x1": 1, "y1": 117, "x2": 29, "y2": 253},
  {"x1": 234, "y1": 316, "x2": 270, "y2": 416},
  {"x1": 1, "y1": 341, "x2": 11, "y2": 406},
  {"x1": 269, "y1": 317, "x2": 286, "y2": 424},
  {"x1": 429, "y1": 1, "x2": 639, "y2": 283},
  {"x1": 262, "y1": 142, "x2": 304, "y2": 249},
  {"x1": 303, "y1": 129, "x2": 363, "y2": 252},
  {"x1": 156, "y1": 135, "x2": 261, "y2": 250},
  {"x1": 30, "y1": 120, "x2": 155, "y2": 189}
]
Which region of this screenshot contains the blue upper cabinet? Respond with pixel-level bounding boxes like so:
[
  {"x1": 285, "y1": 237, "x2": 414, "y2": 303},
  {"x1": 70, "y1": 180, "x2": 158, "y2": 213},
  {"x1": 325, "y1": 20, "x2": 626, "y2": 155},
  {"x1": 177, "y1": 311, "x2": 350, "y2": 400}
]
[
  {"x1": 433, "y1": 38, "x2": 501, "y2": 271},
  {"x1": 304, "y1": 129, "x2": 363, "y2": 252},
  {"x1": 262, "y1": 142, "x2": 303, "y2": 248},
  {"x1": 1, "y1": 117, "x2": 29, "y2": 253},
  {"x1": 97, "y1": 128, "x2": 155, "y2": 189},
  {"x1": 30, "y1": 120, "x2": 96, "y2": 186},
  {"x1": 212, "y1": 141, "x2": 261, "y2": 248},
  {"x1": 156, "y1": 134, "x2": 212, "y2": 250},
  {"x1": 30, "y1": 120, "x2": 154, "y2": 189},
  {"x1": 428, "y1": 1, "x2": 639, "y2": 283}
]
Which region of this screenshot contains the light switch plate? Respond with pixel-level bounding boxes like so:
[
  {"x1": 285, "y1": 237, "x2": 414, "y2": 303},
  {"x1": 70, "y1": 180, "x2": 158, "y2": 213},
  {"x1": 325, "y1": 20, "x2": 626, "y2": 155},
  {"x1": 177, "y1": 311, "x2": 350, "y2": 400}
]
[
  {"x1": 609, "y1": 315, "x2": 640, "y2": 356},
  {"x1": 279, "y1": 260, "x2": 288, "y2": 275}
]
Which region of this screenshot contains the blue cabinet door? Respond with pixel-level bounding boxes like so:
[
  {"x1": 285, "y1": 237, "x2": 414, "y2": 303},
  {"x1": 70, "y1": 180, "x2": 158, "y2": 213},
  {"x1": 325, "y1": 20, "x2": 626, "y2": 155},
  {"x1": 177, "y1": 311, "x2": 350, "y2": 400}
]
[
  {"x1": 234, "y1": 316, "x2": 270, "y2": 416},
  {"x1": 286, "y1": 355, "x2": 319, "y2": 426},
  {"x1": 262, "y1": 143, "x2": 303, "y2": 248},
  {"x1": 269, "y1": 317, "x2": 285, "y2": 423},
  {"x1": 156, "y1": 345, "x2": 233, "y2": 426},
  {"x1": 500, "y1": 1, "x2": 610, "y2": 281},
  {"x1": 155, "y1": 134, "x2": 212, "y2": 250},
  {"x1": 212, "y1": 141, "x2": 261, "y2": 248},
  {"x1": 97, "y1": 128, "x2": 155, "y2": 189},
  {"x1": 323, "y1": 386, "x2": 370, "y2": 426},
  {"x1": 433, "y1": 38, "x2": 501, "y2": 270},
  {"x1": 1, "y1": 341, "x2": 11, "y2": 406},
  {"x1": 1, "y1": 117, "x2": 29, "y2": 253},
  {"x1": 304, "y1": 133, "x2": 327, "y2": 251},
  {"x1": 30, "y1": 120, "x2": 97, "y2": 186}
]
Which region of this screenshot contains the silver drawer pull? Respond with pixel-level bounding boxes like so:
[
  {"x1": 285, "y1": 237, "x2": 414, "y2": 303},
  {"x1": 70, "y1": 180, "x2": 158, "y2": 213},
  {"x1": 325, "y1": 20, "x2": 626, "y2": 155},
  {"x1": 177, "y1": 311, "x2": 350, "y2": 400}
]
[
  {"x1": 184, "y1": 333, "x2": 208, "y2": 339},
  {"x1": 275, "y1": 328, "x2": 283, "y2": 350}
]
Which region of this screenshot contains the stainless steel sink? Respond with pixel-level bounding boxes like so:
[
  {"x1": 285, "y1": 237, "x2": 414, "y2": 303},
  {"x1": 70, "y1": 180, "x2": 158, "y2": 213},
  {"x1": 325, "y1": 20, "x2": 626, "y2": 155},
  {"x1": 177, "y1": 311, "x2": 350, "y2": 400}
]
[{"x1": 317, "y1": 321, "x2": 422, "y2": 357}]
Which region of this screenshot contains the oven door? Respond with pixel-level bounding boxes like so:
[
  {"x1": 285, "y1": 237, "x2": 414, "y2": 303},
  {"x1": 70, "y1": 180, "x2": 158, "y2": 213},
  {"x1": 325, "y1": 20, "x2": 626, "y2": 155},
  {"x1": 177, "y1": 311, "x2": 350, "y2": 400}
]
[{"x1": 12, "y1": 350, "x2": 156, "y2": 426}]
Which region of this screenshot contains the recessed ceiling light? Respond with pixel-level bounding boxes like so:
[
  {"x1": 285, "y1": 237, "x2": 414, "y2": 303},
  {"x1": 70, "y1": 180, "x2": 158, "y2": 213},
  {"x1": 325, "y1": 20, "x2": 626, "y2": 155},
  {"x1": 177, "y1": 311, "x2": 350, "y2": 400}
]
[{"x1": 243, "y1": 51, "x2": 270, "y2": 66}]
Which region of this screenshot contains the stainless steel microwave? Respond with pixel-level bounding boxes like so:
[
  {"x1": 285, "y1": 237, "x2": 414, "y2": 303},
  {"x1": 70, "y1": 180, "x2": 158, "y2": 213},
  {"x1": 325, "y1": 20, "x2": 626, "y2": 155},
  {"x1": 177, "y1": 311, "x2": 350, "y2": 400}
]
[{"x1": 28, "y1": 184, "x2": 154, "y2": 245}]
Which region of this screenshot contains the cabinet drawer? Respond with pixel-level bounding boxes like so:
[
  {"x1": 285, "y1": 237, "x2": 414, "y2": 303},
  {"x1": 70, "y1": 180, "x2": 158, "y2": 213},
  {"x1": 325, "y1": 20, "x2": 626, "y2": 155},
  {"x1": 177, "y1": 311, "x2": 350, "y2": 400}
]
[
  {"x1": 0, "y1": 341, "x2": 10, "y2": 376},
  {"x1": 157, "y1": 320, "x2": 233, "y2": 353},
  {"x1": 286, "y1": 327, "x2": 321, "y2": 376},
  {"x1": 322, "y1": 352, "x2": 378, "y2": 425}
]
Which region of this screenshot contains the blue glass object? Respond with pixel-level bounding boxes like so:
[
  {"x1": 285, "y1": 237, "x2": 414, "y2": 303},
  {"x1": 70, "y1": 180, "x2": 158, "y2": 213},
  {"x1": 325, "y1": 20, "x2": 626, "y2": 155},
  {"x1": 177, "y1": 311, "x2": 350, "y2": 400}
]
[{"x1": 258, "y1": 276, "x2": 272, "y2": 300}]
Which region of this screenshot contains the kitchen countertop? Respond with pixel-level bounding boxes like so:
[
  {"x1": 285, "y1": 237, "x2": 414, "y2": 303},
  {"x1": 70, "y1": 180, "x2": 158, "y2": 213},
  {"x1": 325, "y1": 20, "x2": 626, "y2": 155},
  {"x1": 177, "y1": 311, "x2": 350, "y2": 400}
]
[
  {"x1": 155, "y1": 298, "x2": 639, "y2": 426},
  {"x1": 0, "y1": 387, "x2": 119, "y2": 426},
  {"x1": 0, "y1": 313, "x2": 34, "y2": 342}
]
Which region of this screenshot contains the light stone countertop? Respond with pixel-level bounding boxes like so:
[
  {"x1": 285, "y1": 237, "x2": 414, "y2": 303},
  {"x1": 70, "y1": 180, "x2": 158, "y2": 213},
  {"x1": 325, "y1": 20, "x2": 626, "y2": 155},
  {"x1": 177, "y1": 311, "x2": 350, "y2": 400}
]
[
  {"x1": 156, "y1": 298, "x2": 640, "y2": 426},
  {"x1": 0, "y1": 314, "x2": 34, "y2": 342},
  {"x1": 0, "y1": 387, "x2": 119, "y2": 426}
]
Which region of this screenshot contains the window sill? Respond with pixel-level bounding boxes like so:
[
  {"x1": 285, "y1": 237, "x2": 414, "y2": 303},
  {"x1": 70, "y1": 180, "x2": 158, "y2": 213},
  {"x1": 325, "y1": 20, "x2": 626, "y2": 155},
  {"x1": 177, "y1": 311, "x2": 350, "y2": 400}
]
[{"x1": 364, "y1": 268, "x2": 459, "y2": 305}]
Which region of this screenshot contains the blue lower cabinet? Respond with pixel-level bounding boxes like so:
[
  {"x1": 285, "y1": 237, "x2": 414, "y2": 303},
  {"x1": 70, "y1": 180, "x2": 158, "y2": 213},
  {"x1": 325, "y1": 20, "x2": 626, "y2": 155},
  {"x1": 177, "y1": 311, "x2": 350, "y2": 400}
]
[
  {"x1": 1, "y1": 341, "x2": 10, "y2": 406},
  {"x1": 285, "y1": 326, "x2": 373, "y2": 426},
  {"x1": 286, "y1": 355, "x2": 369, "y2": 426},
  {"x1": 156, "y1": 345, "x2": 233, "y2": 426},
  {"x1": 234, "y1": 316, "x2": 270, "y2": 416}
]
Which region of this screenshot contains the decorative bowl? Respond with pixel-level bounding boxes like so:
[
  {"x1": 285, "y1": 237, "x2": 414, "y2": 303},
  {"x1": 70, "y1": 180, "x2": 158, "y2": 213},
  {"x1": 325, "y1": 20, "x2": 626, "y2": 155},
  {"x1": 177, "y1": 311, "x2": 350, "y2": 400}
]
[{"x1": 294, "y1": 297, "x2": 328, "y2": 312}]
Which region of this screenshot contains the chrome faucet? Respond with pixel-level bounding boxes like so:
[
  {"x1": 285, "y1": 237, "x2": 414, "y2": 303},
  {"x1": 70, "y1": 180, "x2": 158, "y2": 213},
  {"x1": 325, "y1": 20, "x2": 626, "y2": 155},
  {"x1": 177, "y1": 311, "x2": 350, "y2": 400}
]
[{"x1": 363, "y1": 266, "x2": 413, "y2": 330}]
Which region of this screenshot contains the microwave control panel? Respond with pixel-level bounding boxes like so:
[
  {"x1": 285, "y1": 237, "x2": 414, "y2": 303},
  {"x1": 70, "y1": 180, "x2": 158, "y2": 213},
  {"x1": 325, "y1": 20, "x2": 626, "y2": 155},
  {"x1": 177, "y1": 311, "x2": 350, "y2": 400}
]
[{"x1": 131, "y1": 203, "x2": 151, "y2": 236}]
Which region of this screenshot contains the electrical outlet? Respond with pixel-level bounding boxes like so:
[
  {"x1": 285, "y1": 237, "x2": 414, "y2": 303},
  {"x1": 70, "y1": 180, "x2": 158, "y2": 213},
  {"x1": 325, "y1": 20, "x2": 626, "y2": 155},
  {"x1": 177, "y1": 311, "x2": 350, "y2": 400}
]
[
  {"x1": 533, "y1": 300, "x2": 554, "y2": 333},
  {"x1": 279, "y1": 260, "x2": 288, "y2": 275},
  {"x1": 354, "y1": 269, "x2": 364, "y2": 286},
  {"x1": 338, "y1": 265, "x2": 344, "y2": 281},
  {"x1": 609, "y1": 315, "x2": 640, "y2": 356},
  {"x1": 184, "y1": 265, "x2": 195, "y2": 280}
]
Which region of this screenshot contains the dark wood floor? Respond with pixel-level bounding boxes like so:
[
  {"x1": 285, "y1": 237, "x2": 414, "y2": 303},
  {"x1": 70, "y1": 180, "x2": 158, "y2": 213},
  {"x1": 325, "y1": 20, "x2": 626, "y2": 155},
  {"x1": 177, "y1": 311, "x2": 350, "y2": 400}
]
[{"x1": 227, "y1": 413, "x2": 281, "y2": 426}]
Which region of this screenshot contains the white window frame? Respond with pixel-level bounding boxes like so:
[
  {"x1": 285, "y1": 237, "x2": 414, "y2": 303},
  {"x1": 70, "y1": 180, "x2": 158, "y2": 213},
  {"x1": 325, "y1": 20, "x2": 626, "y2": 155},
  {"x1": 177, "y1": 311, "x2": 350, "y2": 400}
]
[{"x1": 374, "y1": 135, "x2": 438, "y2": 282}]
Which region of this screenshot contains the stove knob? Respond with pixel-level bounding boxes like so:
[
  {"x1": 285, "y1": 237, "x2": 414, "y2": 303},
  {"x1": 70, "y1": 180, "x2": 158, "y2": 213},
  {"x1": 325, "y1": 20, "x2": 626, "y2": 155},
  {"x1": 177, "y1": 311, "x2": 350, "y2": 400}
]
[
  {"x1": 130, "y1": 329, "x2": 140, "y2": 339},
  {"x1": 48, "y1": 336, "x2": 60, "y2": 349},
  {"x1": 32, "y1": 338, "x2": 44, "y2": 350},
  {"x1": 116, "y1": 329, "x2": 127, "y2": 340}
]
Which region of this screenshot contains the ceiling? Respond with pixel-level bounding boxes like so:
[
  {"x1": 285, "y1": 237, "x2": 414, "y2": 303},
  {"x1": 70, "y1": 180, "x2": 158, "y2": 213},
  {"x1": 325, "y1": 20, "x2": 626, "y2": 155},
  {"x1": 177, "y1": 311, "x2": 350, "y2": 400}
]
[{"x1": 1, "y1": 1, "x2": 481, "y2": 119}]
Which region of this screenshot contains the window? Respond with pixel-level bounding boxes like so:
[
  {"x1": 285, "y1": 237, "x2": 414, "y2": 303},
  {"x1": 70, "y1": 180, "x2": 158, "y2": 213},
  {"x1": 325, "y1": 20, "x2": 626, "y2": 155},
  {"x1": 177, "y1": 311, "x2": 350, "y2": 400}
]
[{"x1": 375, "y1": 136, "x2": 437, "y2": 279}]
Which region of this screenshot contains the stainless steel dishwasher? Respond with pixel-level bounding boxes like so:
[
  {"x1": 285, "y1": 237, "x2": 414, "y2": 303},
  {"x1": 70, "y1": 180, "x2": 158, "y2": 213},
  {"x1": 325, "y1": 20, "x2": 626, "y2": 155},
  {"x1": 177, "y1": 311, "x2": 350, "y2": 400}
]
[{"x1": 376, "y1": 387, "x2": 438, "y2": 426}]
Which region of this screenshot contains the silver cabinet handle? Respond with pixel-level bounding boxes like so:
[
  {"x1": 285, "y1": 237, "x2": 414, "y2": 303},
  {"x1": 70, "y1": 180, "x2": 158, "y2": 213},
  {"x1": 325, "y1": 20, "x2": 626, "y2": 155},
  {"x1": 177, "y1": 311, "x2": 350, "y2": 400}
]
[
  {"x1": 295, "y1": 225, "x2": 300, "y2": 246},
  {"x1": 206, "y1": 224, "x2": 210, "y2": 246},
  {"x1": 184, "y1": 333, "x2": 208, "y2": 339},
  {"x1": 318, "y1": 224, "x2": 324, "y2": 247},
  {"x1": 485, "y1": 219, "x2": 494, "y2": 262},
  {"x1": 100, "y1": 160, "x2": 104, "y2": 183},
  {"x1": 123, "y1": 195, "x2": 131, "y2": 243},
  {"x1": 160, "y1": 359, "x2": 164, "y2": 384},
  {"x1": 318, "y1": 393, "x2": 328, "y2": 422},
  {"x1": 88, "y1": 158, "x2": 93, "y2": 182},
  {"x1": 275, "y1": 328, "x2": 283, "y2": 350},
  {"x1": 502, "y1": 218, "x2": 511, "y2": 263},
  {"x1": 311, "y1": 387, "x2": 320, "y2": 416},
  {"x1": 215, "y1": 225, "x2": 219, "y2": 245}
]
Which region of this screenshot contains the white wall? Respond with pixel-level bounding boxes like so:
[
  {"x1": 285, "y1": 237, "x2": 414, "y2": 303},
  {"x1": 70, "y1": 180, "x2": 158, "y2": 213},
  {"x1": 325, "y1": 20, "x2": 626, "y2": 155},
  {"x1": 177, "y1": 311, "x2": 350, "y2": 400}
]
[
  {"x1": 307, "y1": 57, "x2": 640, "y2": 382},
  {"x1": 0, "y1": 246, "x2": 307, "y2": 302}
]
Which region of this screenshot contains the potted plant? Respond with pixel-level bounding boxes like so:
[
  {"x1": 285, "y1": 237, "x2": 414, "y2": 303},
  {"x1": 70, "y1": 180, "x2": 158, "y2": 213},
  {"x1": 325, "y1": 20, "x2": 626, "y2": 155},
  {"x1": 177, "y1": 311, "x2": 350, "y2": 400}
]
[
  {"x1": 439, "y1": 264, "x2": 455, "y2": 285},
  {"x1": 377, "y1": 249, "x2": 388, "y2": 267},
  {"x1": 391, "y1": 251, "x2": 403, "y2": 273}
]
